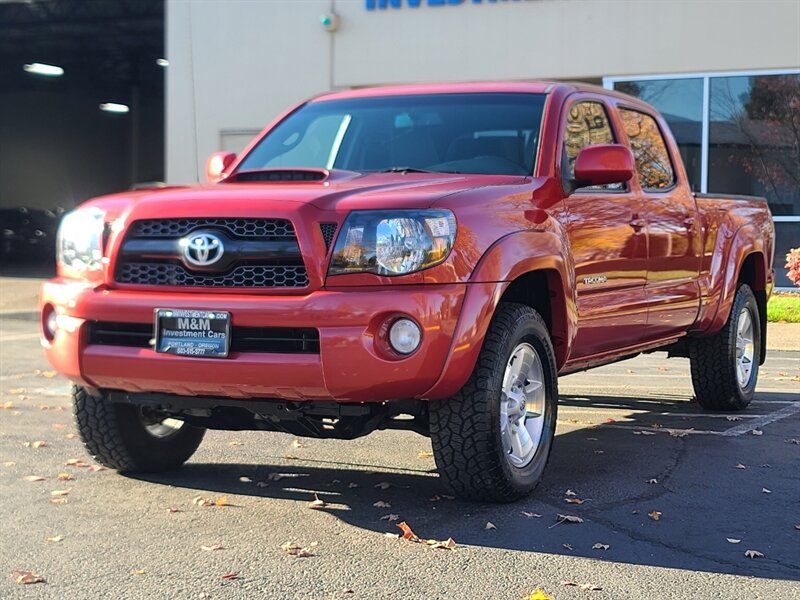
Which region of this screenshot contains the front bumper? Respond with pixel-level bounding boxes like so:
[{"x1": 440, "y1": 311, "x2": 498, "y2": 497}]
[{"x1": 40, "y1": 280, "x2": 474, "y2": 402}]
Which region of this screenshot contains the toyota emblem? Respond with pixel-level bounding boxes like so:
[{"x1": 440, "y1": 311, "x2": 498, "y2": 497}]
[{"x1": 181, "y1": 232, "x2": 224, "y2": 267}]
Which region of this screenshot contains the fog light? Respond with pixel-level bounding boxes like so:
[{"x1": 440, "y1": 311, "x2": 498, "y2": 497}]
[{"x1": 388, "y1": 318, "x2": 421, "y2": 355}]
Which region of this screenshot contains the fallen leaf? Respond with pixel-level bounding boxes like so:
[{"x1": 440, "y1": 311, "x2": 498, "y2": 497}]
[
  {"x1": 564, "y1": 489, "x2": 577, "y2": 497},
  {"x1": 560, "y1": 581, "x2": 602, "y2": 591},
  {"x1": 647, "y1": 478, "x2": 659, "y2": 484},
  {"x1": 26, "y1": 440, "x2": 47, "y2": 448},
  {"x1": 214, "y1": 496, "x2": 230, "y2": 507},
  {"x1": 131, "y1": 569, "x2": 145, "y2": 575},
  {"x1": 256, "y1": 481, "x2": 269, "y2": 488},
  {"x1": 374, "y1": 482, "x2": 391, "y2": 490},
  {"x1": 66, "y1": 433, "x2": 77, "y2": 439},
  {"x1": 550, "y1": 514, "x2": 584, "y2": 528},
  {"x1": 397, "y1": 521, "x2": 419, "y2": 541},
  {"x1": 88, "y1": 465, "x2": 106, "y2": 473},
  {"x1": 46, "y1": 535, "x2": 65, "y2": 543},
  {"x1": 562, "y1": 543, "x2": 573, "y2": 551},
  {"x1": 727, "y1": 538, "x2": 741, "y2": 544},
  {"x1": 13, "y1": 570, "x2": 45, "y2": 585},
  {"x1": 735, "y1": 463, "x2": 747, "y2": 469},
  {"x1": 65, "y1": 458, "x2": 89, "y2": 468},
  {"x1": 50, "y1": 498, "x2": 68, "y2": 505},
  {"x1": 50, "y1": 489, "x2": 70, "y2": 497},
  {"x1": 485, "y1": 521, "x2": 496, "y2": 530},
  {"x1": 426, "y1": 537, "x2": 457, "y2": 550},
  {"x1": 649, "y1": 511, "x2": 662, "y2": 521},
  {"x1": 522, "y1": 589, "x2": 553, "y2": 600},
  {"x1": 373, "y1": 500, "x2": 391, "y2": 508},
  {"x1": 291, "y1": 439, "x2": 303, "y2": 449},
  {"x1": 762, "y1": 488, "x2": 771, "y2": 494},
  {"x1": 521, "y1": 511, "x2": 542, "y2": 518},
  {"x1": 788, "y1": 439, "x2": 800, "y2": 445},
  {"x1": 752, "y1": 429, "x2": 763, "y2": 436},
  {"x1": 23, "y1": 475, "x2": 46, "y2": 482},
  {"x1": 384, "y1": 532, "x2": 400, "y2": 539},
  {"x1": 565, "y1": 498, "x2": 586, "y2": 504},
  {"x1": 592, "y1": 543, "x2": 610, "y2": 550},
  {"x1": 309, "y1": 494, "x2": 326, "y2": 509},
  {"x1": 726, "y1": 416, "x2": 742, "y2": 421},
  {"x1": 347, "y1": 482, "x2": 359, "y2": 489},
  {"x1": 417, "y1": 451, "x2": 434, "y2": 458},
  {"x1": 380, "y1": 514, "x2": 399, "y2": 522},
  {"x1": 668, "y1": 429, "x2": 691, "y2": 438},
  {"x1": 744, "y1": 549, "x2": 764, "y2": 559},
  {"x1": 8, "y1": 387, "x2": 24, "y2": 394},
  {"x1": 633, "y1": 430, "x2": 656, "y2": 436},
  {"x1": 1, "y1": 401, "x2": 14, "y2": 410},
  {"x1": 604, "y1": 418, "x2": 616, "y2": 424},
  {"x1": 192, "y1": 496, "x2": 214, "y2": 507},
  {"x1": 238, "y1": 476, "x2": 252, "y2": 483},
  {"x1": 221, "y1": 572, "x2": 240, "y2": 580},
  {"x1": 280, "y1": 541, "x2": 316, "y2": 558},
  {"x1": 342, "y1": 588, "x2": 354, "y2": 594},
  {"x1": 57, "y1": 473, "x2": 75, "y2": 481},
  {"x1": 3, "y1": 461, "x2": 15, "y2": 467},
  {"x1": 201, "y1": 544, "x2": 224, "y2": 552},
  {"x1": 167, "y1": 507, "x2": 181, "y2": 513}
]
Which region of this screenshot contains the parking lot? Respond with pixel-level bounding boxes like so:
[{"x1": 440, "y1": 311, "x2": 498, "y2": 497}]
[{"x1": 1, "y1": 315, "x2": 798, "y2": 599}]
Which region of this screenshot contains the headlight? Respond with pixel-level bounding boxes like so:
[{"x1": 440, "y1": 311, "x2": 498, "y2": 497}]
[
  {"x1": 57, "y1": 207, "x2": 106, "y2": 273},
  {"x1": 328, "y1": 210, "x2": 456, "y2": 276}
]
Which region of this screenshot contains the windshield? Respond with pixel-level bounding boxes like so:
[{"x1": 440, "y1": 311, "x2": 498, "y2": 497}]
[{"x1": 237, "y1": 93, "x2": 547, "y2": 177}]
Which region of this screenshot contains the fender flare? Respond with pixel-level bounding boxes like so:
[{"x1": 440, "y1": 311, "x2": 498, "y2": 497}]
[{"x1": 420, "y1": 230, "x2": 577, "y2": 399}]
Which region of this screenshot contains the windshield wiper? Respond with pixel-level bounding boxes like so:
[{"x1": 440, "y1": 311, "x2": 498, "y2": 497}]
[{"x1": 376, "y1": 167, "x2": 461, "y2": 174}]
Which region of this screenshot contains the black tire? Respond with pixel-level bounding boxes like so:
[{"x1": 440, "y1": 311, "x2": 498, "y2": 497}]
[
  {"x1": 429, "y1": 303, "x2": 558, "y2": 502},
  {"x1": 689, "y1": 284, "x2": 761, "y2": 411},
  {"x1": 73, "y1": 385, "x2": 205, "y2": 473}
]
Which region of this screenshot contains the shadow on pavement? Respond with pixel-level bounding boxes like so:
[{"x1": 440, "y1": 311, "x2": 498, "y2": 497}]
[{"x1": 133, "y1": 390, "x2": 800, "y2": 582}]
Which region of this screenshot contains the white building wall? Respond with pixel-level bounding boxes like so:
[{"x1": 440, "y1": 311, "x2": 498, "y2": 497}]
[{"x1": 166, "y1": 0, "x2": 800, "y2": 184}]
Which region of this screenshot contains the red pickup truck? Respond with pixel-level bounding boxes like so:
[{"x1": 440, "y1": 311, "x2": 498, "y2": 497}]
[{"x1": 41, "y1": 82, "x2": 775, "y2": 502}]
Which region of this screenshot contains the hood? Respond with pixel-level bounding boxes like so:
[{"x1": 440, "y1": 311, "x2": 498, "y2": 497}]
[{"x1": 80, "y1": 170, "x2": 529, "y2": 220}]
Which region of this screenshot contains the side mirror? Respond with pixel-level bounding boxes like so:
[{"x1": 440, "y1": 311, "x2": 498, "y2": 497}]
[
  {"x1": 572, "y1": 144, "x2": 634, "y2": 190},
  {"x1": 205, "y1": 152, "x2": 236, "y2": 183}
]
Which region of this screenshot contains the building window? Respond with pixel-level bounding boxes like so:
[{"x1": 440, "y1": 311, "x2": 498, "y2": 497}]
[
  {"x1": 605, "y1": 70, "x2": 800, "y2": 288},
  {"x1": 618, "y1": 109, "x2": 675, "y2": 190}
]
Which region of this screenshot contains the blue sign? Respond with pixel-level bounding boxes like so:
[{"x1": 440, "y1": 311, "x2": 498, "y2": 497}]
[{"x1": 367, "y1": 0, "x2": 524, "y2": 9}]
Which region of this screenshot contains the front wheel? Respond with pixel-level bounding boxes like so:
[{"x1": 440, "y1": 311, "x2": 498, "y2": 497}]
[
  {"x1": 73, "y1": 385, "x2": 206, "y2": 473},
  {"x1": 429, "y1": 303, "x2": 558, "y2": 502}
]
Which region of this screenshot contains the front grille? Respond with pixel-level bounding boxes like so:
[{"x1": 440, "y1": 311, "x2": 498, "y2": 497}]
[
  {"x1": 117, "y1": 263, "x2": 308, "y2": 288},
  {"x1": 131, "y1": 218, "x2": 295, "y2": 239},
  {"x1": 88, "y1": 321, "x2": 320, "y2": 354},
  {"x1": 115, "y1": 218, "x2": 308, "y2": 288}
]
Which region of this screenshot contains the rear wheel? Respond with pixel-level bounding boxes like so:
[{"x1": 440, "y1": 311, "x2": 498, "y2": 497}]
[
  {"x1": 73, "y1": 385, "x2": 205, "y2": 472},
  {"x1": 689, "y1": 284, "x2": 761, "y2": 411},
  {"x1": 429, "y1": 303, "x2": 558, "y2": 502}
]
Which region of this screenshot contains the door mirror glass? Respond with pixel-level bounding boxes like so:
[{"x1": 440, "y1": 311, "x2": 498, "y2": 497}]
[
  {"x1": 205, "y1": 152, "x2": 236, "y2": 183},
  {"x1": 573, "y1": 144, "x2": 634, "y2": 190}
]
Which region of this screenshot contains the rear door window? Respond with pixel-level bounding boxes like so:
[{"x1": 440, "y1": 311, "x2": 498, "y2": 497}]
[{"x1": 618, "y1": 109, "x2": 675, "y2": 190}]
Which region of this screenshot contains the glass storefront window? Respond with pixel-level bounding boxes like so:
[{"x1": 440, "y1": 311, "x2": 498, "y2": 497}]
[
  {"x1": 709, "y1": 74, "x2": 800, "y2": 217},
  {"x1": 613, "y1": 78, "x2": 703, "y2": 191},
  {"x1": 607, "y1": 71, "x2": 800, "y2": 287}
]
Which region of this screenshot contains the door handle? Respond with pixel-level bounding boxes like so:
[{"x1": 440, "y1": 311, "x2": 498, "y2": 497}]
[{"x1": 629, "y1": 217, "x2": 646, "y2": 230}]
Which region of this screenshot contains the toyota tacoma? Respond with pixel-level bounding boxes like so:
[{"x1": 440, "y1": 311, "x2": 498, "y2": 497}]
[{"x1": 41, "y1": 82, "x2": 775, "y2": 501}]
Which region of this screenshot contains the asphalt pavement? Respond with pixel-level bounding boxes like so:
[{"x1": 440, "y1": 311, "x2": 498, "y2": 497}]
[{"x1": 1, "y1": 315, "x2": 798, "y2": 599}]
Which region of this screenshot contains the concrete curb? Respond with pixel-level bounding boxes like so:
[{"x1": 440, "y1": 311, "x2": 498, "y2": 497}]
[{"x1": 0, "y1": 310, "x2": 40, "y2": 322}]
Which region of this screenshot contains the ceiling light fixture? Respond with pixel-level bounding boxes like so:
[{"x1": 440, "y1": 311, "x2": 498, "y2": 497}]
[
  {"x1": 99, "y1": 103, "x2": 130, "y2": 114},
  {"x1": 23, "y1": 63, "x2": 64, "y2": 77}
]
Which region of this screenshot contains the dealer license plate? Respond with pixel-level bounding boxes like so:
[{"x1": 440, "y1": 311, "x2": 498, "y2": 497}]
[{"x1": 154, "y1": 309, "x2": 231, "y2": 358}]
